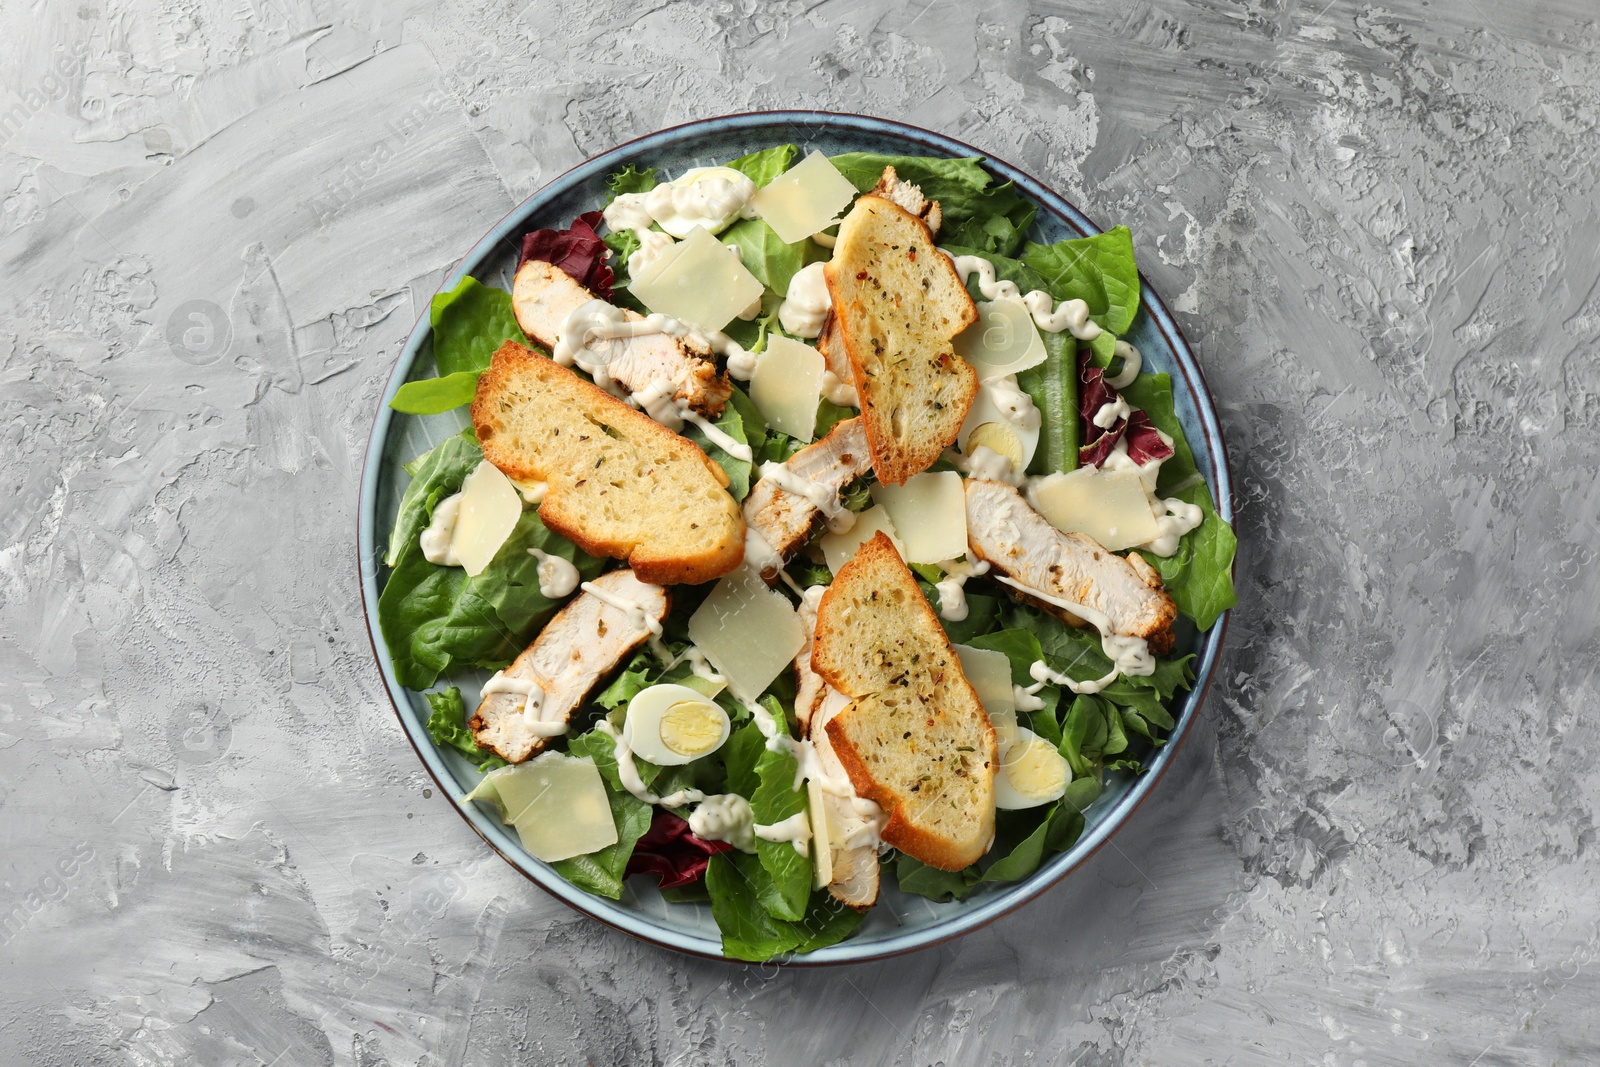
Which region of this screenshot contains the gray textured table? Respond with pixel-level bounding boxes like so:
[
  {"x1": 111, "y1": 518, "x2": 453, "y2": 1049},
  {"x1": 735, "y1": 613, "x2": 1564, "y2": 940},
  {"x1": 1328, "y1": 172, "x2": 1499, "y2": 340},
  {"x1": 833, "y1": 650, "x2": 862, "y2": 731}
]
[{"x1": 3, "y1": 1, "x2": 1596, "y2": 1063}]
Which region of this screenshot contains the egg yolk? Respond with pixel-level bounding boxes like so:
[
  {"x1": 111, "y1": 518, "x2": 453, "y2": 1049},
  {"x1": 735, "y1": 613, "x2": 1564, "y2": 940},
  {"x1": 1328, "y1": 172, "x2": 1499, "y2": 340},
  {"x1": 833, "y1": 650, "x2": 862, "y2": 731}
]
[
  {"x1": 660, "y1": 701, "x2": 726, "y2": 757},
  {"x1": 1003, "y1": 736, "x2": 1069, "y2": 800},
  {"x1": 965, "y1": 422, "x2": 1025, "y2": 470}
]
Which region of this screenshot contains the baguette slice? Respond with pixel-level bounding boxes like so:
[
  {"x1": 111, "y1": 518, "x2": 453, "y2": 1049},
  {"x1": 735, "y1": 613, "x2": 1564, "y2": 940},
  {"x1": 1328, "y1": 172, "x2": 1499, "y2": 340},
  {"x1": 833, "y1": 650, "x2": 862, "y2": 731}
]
[
  {"x1": 824, "y1": 195, "x2": 979, "y2": 485},
  {"x1": 472, "y1": 341, "x2": 744, "y2": 585},
  {"x1": 813, "y1": 532, "x2": 997, "y2": 871}
]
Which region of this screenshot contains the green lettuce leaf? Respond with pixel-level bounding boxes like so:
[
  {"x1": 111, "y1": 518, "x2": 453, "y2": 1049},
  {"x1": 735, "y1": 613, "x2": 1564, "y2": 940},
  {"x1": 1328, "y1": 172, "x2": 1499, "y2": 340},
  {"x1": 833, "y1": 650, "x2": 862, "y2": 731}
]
[
  {"x1": 389, "y1": 370, "x2": 481, "y2": 415},
  {"x1": 684, "y1": 399, "x2": 753, "y2": 500},
  {"x1": 721, "y1": 218, "x2": 806, "y2": 298},
  {"x1": 827, "y1": 153, "x2": 1036, "y2": 257},
  {"x1": 607, "y1": 164, "x2": 658, "y2": 198},
  {"x1": 705, "y1": 852, "x2": 866, "y2": 961},
  {"x1": 894, "y1": 854, "x2": 981, "y2": 902},
  {"x1": 378, "y1": 436, "x2": 606, "y2": 689},
  {"x1": 749, "y1": 698, "x2": 811, "y2": 921},
  {"x1": 1114, "y1": 371, "x2": 1238, "y2": 630},
  {"x1": 550, "y1": 730, "x2": 655, "y2": 899},
  {"x1": 424, "y1": 688, "x2": 506, "y2": 772},
  {"x1": 726, "y1": 145, "x2": 797, "y2": 187},
  {"x1": 1020, "y1": 227, "x2": 1141, "y2": 337},
  {"x1": 430, "y1": 277, "x2": 525, "y2": 377}
]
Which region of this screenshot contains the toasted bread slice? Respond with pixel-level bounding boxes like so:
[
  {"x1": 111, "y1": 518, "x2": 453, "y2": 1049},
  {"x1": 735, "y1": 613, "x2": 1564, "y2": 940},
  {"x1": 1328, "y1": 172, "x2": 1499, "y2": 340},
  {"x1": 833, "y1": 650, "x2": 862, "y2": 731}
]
[
  {"x1": 824, "y1": 195, "x2": 979, "y2": 485},
  {"x1": 812, "y1": 532, "x2": 997, "y2": 871},
  {"x1": 472, "y1": 341, "x2": 744, "y2": 585}
]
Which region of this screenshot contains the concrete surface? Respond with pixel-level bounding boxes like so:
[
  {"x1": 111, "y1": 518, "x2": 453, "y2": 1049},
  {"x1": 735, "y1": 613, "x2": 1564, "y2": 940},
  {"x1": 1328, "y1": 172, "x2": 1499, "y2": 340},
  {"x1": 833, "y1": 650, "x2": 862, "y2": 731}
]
[{"x1": 2, "y1": 0, "x2": 1598, "y2": 1063}]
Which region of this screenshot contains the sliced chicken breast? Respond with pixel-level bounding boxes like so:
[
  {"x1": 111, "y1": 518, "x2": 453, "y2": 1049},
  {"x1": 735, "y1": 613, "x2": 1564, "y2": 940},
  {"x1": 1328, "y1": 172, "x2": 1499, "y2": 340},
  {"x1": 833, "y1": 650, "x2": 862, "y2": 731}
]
[
  {"x1": 743, "y1": 418, "x2": 872, "y2": 579},
  {"x1": 470, "y1": 569, "x2": 669, "y2": 762},
  {"x1": 965, "y1": 479, "x2": 1178, "y2": 655},
  {"x1": 870, "y1": 165, "x2": 943, "y2": 235},
  {"x1": 511, "y1": 259, "x2": 731, "y2": 419}
]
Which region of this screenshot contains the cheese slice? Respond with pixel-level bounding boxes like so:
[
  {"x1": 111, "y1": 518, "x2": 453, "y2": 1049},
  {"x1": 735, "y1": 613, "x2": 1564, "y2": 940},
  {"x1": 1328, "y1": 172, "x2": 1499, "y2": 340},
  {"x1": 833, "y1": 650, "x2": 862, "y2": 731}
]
[
  {"x1": 687, "y1": 568, "x2": 807, "y2": 700},
  {"x1": 471, "y1": 754, "x2": 618, "y2": 862},
  {"x1": 807, "y1": 779, "x2": 833, "y2": 889},
  {"x1": 750, "y1": 152, "x2": 860, "y2": 244},
  {"x1": 450, "y1": 460, "x2": 523, "y2": 577},
  {"x1": 954, "y1": 645, "x2": 1015, "y2": 721},
  {"x1": 750, "y1": 335, "x2": 825, "y2": 442},
  {"x1": 818, "y1": 504, "x2": 901, "y2": 574},
  {"x1": 870, "y1": 472, "x2": 968, "y2": 564},
  {"x1": 1030, "y1": 467, "x2": 1161, "y2": 552},
  {"x1": 954, "y1": 298, "x2": 1048, "y2": 377},
  {"x1": 629, "y1": 225, "x2": 765, "y2": 334}
]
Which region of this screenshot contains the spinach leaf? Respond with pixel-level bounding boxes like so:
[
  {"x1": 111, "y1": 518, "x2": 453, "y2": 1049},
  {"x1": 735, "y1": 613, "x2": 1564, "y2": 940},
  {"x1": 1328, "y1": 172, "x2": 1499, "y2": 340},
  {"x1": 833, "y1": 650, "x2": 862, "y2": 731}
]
[
  {"x1": 749, "y1": 698, "x2": 811, "y2": 921},
  {"x1": 684, "y1": 398, "x2": 753, "y2": 499},
  {"x1": 1115, "y1": 371, "x2": 1238, "y2": 630},
  {"x1": 423, "y1": 688, "x2": 506, "y2": 772},
  {"x1": 894, "y1": 853, "x2": 981, "y2": 902},
  {"x1": 705, "y1": 852, "x2": 866, "y2": 961},
  {"x1": 722, "y1": 218, "x2": 806, "y2": 299},
  {"x1": 430, "y1": 277, "x2": 525, "y2": 377},
  {"x1": 726, "y1": 145, "x2": 797, "y2": 187},
  {"x1": 389, "y1": 370, "x2": 481, "y2": 415},
  {"x1": 1020, "y1": 226, "x2": 1141, "y2": 337},
  {"x1": 378, "y1": 436, "x2": 606, "y2": 689}
]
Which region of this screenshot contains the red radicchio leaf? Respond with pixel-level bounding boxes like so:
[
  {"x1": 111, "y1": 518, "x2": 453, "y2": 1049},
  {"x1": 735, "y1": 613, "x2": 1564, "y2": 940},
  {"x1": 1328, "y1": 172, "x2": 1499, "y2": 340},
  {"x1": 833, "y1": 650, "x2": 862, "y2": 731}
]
[
  {"x1": 1077, "y1": 348, "x2": 1173, "y2": 468},
  {"x1": 1078, "y1": 355, "x2": 1123, "y2": 468},
  {"x1": 625, "y1": 810, "x2": 732, "y2": 889},
  {"x1": 1123, "y1": 410, "x2": 1173, "y2": 465},
  {"x1": 519, "y1": 210, "x2": 614, "y2": 299}
]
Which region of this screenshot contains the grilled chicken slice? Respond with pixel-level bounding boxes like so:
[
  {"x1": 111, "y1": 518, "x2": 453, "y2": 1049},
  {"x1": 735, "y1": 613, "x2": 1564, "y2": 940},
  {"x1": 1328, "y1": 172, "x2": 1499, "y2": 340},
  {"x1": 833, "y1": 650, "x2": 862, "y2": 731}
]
[
  {"x1": 795, "y1": 588, "x2": 882, "y2": 910},
  {"x1": 742, "y1": 418, "x2": 872, "y2": 580},
  {"x1": 470, "y1": 569, "x2": 669, "y2": 762},
  {"x1": 870, "y1": 165, "x2": 942, "y2": 235},
  {"x1": 965, "y1": 479, "x2": 1178, "y2": 655},
  {"x1": 511, "y1": 259, "x2": 732, "y2": 418}
]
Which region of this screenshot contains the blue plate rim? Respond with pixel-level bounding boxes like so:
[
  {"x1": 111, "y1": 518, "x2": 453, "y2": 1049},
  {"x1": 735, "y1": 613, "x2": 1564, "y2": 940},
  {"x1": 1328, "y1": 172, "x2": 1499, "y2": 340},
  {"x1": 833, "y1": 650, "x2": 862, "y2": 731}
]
[{"x1": 357, "y1": 110, "x2": 1234, "y2": 965}]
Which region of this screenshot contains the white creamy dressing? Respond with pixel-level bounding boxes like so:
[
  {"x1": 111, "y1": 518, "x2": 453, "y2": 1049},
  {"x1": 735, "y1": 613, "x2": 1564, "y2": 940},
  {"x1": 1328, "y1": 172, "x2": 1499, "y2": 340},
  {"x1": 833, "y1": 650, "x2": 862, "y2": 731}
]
[
  {"x1": 526, "y1": 548, "x2": 580, "y2": 599},
  {"x1": 595, "y1": 719, "x2": 809, "y2": 854},
  {"x1": 992, "y1": 574, "x2": 1157, "y2": 681},
  {"x1": 1099, "y1": 436, "x2": 1205, "y2": 557},
  {"x1": 618, "y1": 167, "x2": 758, "y2": 239},
  {"x1": 777, "y1": 262, "x2": 832, "y2": 338},
  {"x1": 625, "y1": 228, "x2": 677, "y2": 279},
  {"x1": 758, "y1": 461, "x2": 856, "y2": 534},
  {"x1": 1021, "y1": 656, "x2": 1120, "y2": 698},
  {"x1": 945, "y1": 444, "x2": 1025, "y2": 486},
  {"x1": 945, "y1": 253, "x2": 1101, "y2": 341},
  {"x1": 681, "y1": 646, "x2": 726, "y2": 687},
  {"x1": 419, "y1": 493, "x2": 463, "y2": 566},
  {"x1": 481, "y1": 670, "x2": 567, "y2": 736},
  {"x1": 983, "y1": 374, "x2": 1042, "y2": 435},
  {"x1": 594, "y1": 720, "x2": 707, "y2": 807},
  {"x1": 630, "y1": 375, "x2": 753, "y2": 461},
  {"x1": 933, "y1": 557, "x2": 991, "y2": 623},
  {"x1": 1092, "y1": 395, "x2": 1132, "y2": 430},
  {"x1": 1013, "y1": 685, "x2": 1047, "y2": 711},
  {"x1": 688, "y1": 793, "x2": 756, "y2": 852},
  {"x1": 1106, "y1": 339, "x2": 1143, "y2": 389},
  {"x1": 819, "y1": 370, "x2": 858, "y2": 408},
  {"x1": 754, "y1": 812, "x2": 813, "y2": 855}
]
